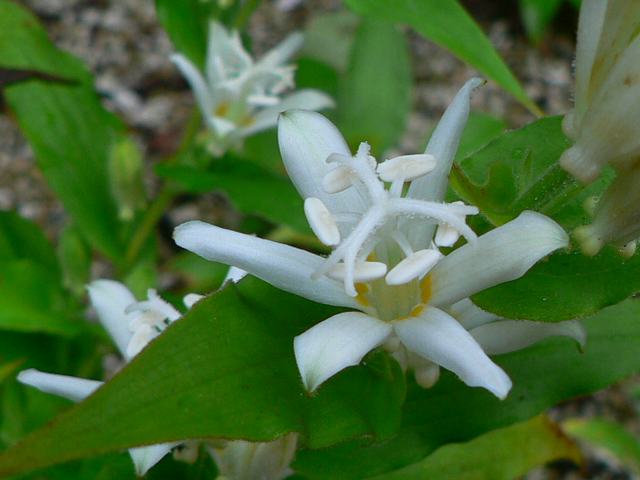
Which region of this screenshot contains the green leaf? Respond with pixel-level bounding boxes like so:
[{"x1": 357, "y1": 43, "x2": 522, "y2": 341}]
[
  {"x1": 472, "y1": 248, "x2": 640, "y2": 321},
  {"x1": 454, "y1": 112, "x2": 507, "y2": 162},
  {"x1": 344, "y1": 0, "x2": 539, "y2": 114},
  {"x1": 563, "y1": 418, "x2": 640, "y2": 474},
  {"x1": 371, "y1": 415, "x2": 580, "y2": 480},
  {"x1": 294, "y1": 299, "x2": 640, "y2": 479},
  {"x1": 452, "y1": 116, "x2": 576, "y2": 226},
  {"x1": 0, "y1": 261, "x2": 83, "y2": 336},
  {"x1": 0, "y1": 211, "x2": 58, "y2": 275},
  {"x1": 0, "y1": 278, "x2": 405, "y2": 476},
  {"x1": 155, "y1": 0, "x2": 213, "y2": 68},
  {"x1": 157, "y1": 157, "x2": 309, "y2": 233},
  {"x1": 301, "y1": 11, "x2": 359, "y2": 72},
  {"x1": 519, "y1": 0, "x2": 564, "y2": 44},
  {"x1": 0, "y1": 1, "x2": 125, "y2": 259},
  {"x1": 338, "y1": 18, "x2": 412, "y2": 153}
]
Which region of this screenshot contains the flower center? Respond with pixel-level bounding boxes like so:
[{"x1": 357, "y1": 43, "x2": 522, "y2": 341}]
[{"x1": 303, "y1": 142, "x2": 478, "y2": 301}]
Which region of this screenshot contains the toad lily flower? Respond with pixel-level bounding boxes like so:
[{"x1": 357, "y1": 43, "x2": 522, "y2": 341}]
[
  {"x1": 171, "y1": 20, "x2": 333, "y2": 154},
  {"x1": 17, "y1": 280, "x2": 201, "y2": 476},
  {"x1": 559, "y1": 0, "x2": 640, "y2": 255},
  {"x1": 560, "y1": 0, "x2": 640, "y2": 183},
  {"x1": 174, "y1": 79, "x2": 584, "y2": 400}
]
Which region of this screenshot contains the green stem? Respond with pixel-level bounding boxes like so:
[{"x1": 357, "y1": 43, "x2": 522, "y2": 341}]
[{"x1": 233, "y1": 0, "x2": 260, "y2": 29}]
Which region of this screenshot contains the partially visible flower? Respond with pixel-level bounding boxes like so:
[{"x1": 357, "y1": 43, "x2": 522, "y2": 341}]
[
  {"x1": 560, "y1": 0, "x2": 640, "y2": 183},
  {"x1": 175, "y1": 79, "x2": 585, "y2": 400},
  {"x1": 559, "y1": 0, "x2": 640, "y2": 255},
  {"x1": 210, "y1": 433, "x2": 297, "y2": 480},
  {"x1": 17, "y1": 280, "x2": 199, "y2": 476},
  {"x1": 171, "y1": 20, "x2": 333, "y2": 154}
]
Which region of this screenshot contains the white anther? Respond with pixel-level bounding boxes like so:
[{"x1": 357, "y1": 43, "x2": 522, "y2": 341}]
[
  {"x1": 385, "y1": 249, "x2": 442, "y2": 286},
  {"x1": 322, "y1": 165, "x2": 355, "y2": 193},
  {"x1": 619, "y1": 241, "x2": 637, "y2": 258},
  {"x1": 377, "y1": 154, "x2": 437, "y2": 183},
  {"x1": 183, "y1": 293, "x2": 204, "y2": 309},
  {"x1": 433, "y1": 201, "x2": 470, "y2": 247},
  {"x1": 327, "y1": 261, "x2": 387, "y2": 282},
  {"x1": 415, "y1": 363, "x2": 440, "y2": 388},
  {"x1": 304, "y1": 197, "x2": 341, "y2": 246}
]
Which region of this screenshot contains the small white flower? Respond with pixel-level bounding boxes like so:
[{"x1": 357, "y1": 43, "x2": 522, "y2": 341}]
[
  {"x1": 560, "y1": 0, "x2": 640, "y2": 183},
  {"x1": 559, "y1": 0, "x2": 640, "y2": 254},
  {"x1": 171, "y1": 20, "x2": 334, "y2": 154},
  {"x1": 17, "y1": 280, "x2": 199, "y2": 476},
  {"x1": 174, "y1": 79, "x2": 584, "y2": 400},
  {"x1": 209, "y1": 433, "x2": 298, "y2": 480}
]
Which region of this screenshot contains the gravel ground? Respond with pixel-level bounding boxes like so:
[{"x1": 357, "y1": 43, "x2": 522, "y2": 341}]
[{"x1": 2, "y1": 1, "x2": 638, "y2": 478}]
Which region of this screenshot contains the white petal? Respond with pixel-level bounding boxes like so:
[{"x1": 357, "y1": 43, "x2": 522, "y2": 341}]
[
  {"x1": 17, "y1": 369, "x2": 102, "y2": 402},
  {"x1": 206, "y1": 21, "x2": 252, "y2": 85},
  {"x1": 429, "y1": 211, "x2": 568, "y2": 308},
  {"x1": 174, "y1": 221, "x2": 358, "y2": 309},
  {"x1": 394, "y1": 307, "x2": 512, "y2": 399},
  {"x1": 240, "y1": 90, "x2": 335, "y2": 138},
  {"x1": 171, "y1": 54, "x2": 215, "y2": 119},
  {"x1": 183, "y1": 293, "x2": 204, "y2": 309},
  {"x1": 294, "y1": 312, "x2": 392, "y2": 391},
  {"x1": 278, "y1": 110, "x2": 366, "y2": 219},
  {"x1": 223, "y1": 266, "x2": 248, "y2": 284},
  {"x1": 304, "y1": 197, "x2": 341, "y2": 246},
  {"x1": 129, "y1": 443, "x2": 177, "y2": 477},
  {"x1": 448, "y1": 298, "x2": 499, "y2": 330},
  {"x1": 376, "y1": 154, "x2": 437, "y2": 183},
  {"x1": 470, "y1": 319, "x2": 587, "y2": 355},
  {"x1": 87, "y1": 279, "x2": 137, "y2": 358},
  {"x1": 405, "y1": 78, "x2": 483, "y2": 249},
  {"x1": 385, "y1": 249, "x2": 442, "y2": 286},
  {"x1": 259, "y1": 32, "x2": 304, "y2": 68}
]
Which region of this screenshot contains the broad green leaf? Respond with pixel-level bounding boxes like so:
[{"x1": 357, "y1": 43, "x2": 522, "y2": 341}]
[
  {"x1": 371, "y1": 415, "x2": 580, "y2": 480},
  {"x1": 0, "y1": 278, "x2": 405, "y2": 476},
  {"x1": 0, "y1": 2, "x2": 124, "y2": 259},
  {"x1": 472, "y1": 248, "x2": 640, "y2": 321},
  {"x1": 563, "y1": 418, "x2": 640, "y2": 474},
  {"x1": 338, "y1": 18, "x2": 412, "y2": 153},
  {"x1": 157, "y1": 158, "x2": 309, "y2": 233},
  {"x1": 294, "y1": 299, "x2": 640, "y2": 479},
  {"x1": 0, "y1": 261, "x2": 83, "y2": 336},
  {"x1": 0, "y1": 211, "x2": 58, "y2": 276},
  {"x1": 345, "y1": 0, "x2": 539, "y2": 114},
  {"x1": 155, "y1": 0, "x2": 213, "y2": 68},
  {"x1": 452, "y1": 116, "x2": 575, "y2": 226},
  {"x1": 519, "y1": 0, "x2": 564, "y2": 44}
]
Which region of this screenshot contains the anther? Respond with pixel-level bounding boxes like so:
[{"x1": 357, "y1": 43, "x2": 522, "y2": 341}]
[
  {"x1": 322, "y1": 165, "x2": 354, "y2": 193},
  {"x1": 377, "y1": 154, "x2": 436, "y2": 183},
  {"x1": 327, "y1": 261, "x2": 387, "y2": 282},
  {"x1": 385, "y1": 249, "x2": 442, "y2": 286},
  {"x1": 304, "y1": 197, "x2": 341, "y2": 246}
]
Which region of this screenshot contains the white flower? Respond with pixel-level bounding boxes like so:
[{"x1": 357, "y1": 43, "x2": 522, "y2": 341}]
[
  {"x1": 560, "y1": 0, "x2": 640, "y2": 183},
  {"x1": 17, "y1": 280, "x2": 197, "y2": 476},
  {"x1": 174, "y1": 79, "x2": 584, "y2": 400},
  {"x1": 209, "y1": 433, "x2": 298, "y2": 480},
  {"x1": 559, "y1": 0, "x2": 640, "y2": 255},
  {"x1": 171, "y1": 20, "x2": 334, "y2": 154}
]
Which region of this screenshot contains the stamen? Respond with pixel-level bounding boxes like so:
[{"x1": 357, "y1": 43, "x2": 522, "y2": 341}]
[
  {"x1": 304, "y1": 197, "x2": 341, "y2": 246},
  {"x1": 246, "y1": 94, "x2": 280, "y2": 106},
  {"x1": 377, "y1": 154, "x2": 437, "y2": 183},
  {"x1": 327, "y1": 261, "x2": 387, "y2": 282},
  {"x1": 434, "y1": 224, "x2": 460, "y2": 247},
  {"x1": 322, "y1": 165, "x2": 355, "y2": 193},
  {"x1": 385, "y1": 249, "x2": 442, "y2": 286}
]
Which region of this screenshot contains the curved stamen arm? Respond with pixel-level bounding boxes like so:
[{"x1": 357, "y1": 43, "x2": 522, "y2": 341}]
[{"x1": 390, "y1": 198, "x2": 478, "y2": 244}]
